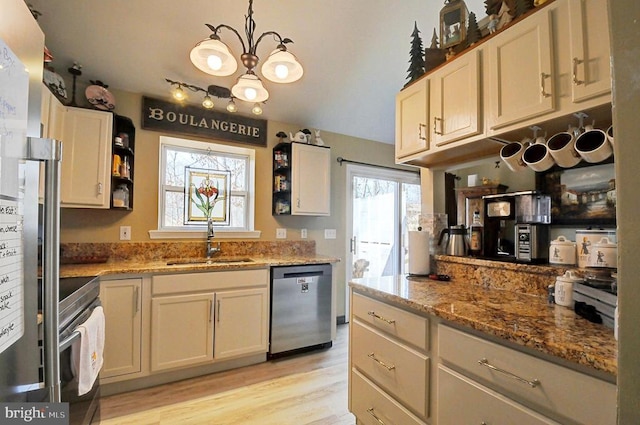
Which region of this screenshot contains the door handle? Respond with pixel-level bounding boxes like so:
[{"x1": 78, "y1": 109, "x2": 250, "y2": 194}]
[
  {"x1": 572, "y1": 57, "x2": 584, "y2": 85},
  {"x1": 433, "y1": 117, "x2": 443, "y2": 135},
  {"x1": 418, "y1": 123, "x2": 427, "y2": 141},
  {"x1": 540, "y1": 72, "x2": 551, "y2": 98}
]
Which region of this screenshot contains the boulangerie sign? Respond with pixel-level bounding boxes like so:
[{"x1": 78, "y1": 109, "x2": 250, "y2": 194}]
[{"x1": 142, "y1": 96, "x2": 267, "y2": 147}]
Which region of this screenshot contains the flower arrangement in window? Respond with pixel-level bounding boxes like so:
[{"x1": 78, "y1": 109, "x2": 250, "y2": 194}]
[{"x1": 184, "y1": 167, "x2": 230, "y2": 225}]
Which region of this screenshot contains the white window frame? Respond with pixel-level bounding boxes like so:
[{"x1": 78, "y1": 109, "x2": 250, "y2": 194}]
[{"x1": 149, "y1": 135, "x2": 260, "y2": 239}]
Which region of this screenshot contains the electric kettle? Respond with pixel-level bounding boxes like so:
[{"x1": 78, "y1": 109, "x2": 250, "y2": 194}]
[{"x1": 438, "y1": 225, "x2": 469, "y2": 256}]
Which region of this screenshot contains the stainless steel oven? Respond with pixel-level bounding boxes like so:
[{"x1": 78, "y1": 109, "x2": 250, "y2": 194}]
[{"x1": 38, "y1": 276, "x2": 101, "y2": 424}]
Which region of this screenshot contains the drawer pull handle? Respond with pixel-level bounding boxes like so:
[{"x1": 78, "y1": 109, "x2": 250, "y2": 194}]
[
  {"x1": 366, "y1": 408, "x2": 387, "y2": 424},
  {"x1": 367, "y1": 311, "x2": 395, "y2": 324},
  {"x1": 540, "y1": 72, "x2": 551, "y2": 98},
  {"x1": 478, "y1": 358, "x2": 540, "y2": 388},
  {"x1": 368, "y1": 352, "x2": 395, "y2": 371},
  {"x1": 572, "y1": 57, "x2": 584, "y2": 85},
  {"x1": 418, "y1": 123, "x2": 427, "y2": 141}
]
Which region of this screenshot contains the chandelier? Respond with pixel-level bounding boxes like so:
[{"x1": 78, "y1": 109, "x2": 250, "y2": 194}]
[{"x1": 189, "y1": 0, "x2": 304, "y2": 109}]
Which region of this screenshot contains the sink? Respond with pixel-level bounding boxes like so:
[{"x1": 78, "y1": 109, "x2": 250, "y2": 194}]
[{"x1": 166, "y1": 258, "x2": 253, "y2": 266}]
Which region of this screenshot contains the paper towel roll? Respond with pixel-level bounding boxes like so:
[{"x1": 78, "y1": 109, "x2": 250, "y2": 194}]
[{"x1": 408, "y1": 230, "x2": 430, "y2": 275}]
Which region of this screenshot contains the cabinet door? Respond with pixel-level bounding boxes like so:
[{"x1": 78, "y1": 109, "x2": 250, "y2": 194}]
[
  {"x1": 437, "y1": 366, "x2": 560, "y2": 425},
  {"x1": 431, "y1": 50, "x2": 482, "y2": 147},
  {"x1": 60, "y1": 107, "x2": 112, "y2": 208},
  {"x1": 291, "y1": 143, "x2": 331, "y2": 216},
  {"x1": 568, "y1": 0, "x2": 611, "y2": 103},
  {"x1": 100, "y1": 278, "x2": 142, "y2": 379},
  {"x1": 151, "y1": 293, "x2": 214, "y2": 371},
  {"x1": 214, "y1": 288, "x2": 268, "y2": 359},
  {"x1": 395, "y1": 78, "x2": 429, "y2": 160},
  {"x1": 487, "y1": 9, "x2": 555, "y2": 130}
]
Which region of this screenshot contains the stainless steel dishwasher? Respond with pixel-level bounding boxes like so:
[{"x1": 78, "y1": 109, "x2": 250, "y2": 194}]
[{"x1": 269, "y1": 264, "x2": 333, "y2": 357}]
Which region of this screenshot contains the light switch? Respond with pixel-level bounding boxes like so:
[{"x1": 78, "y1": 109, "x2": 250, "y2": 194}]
[{"x1": 301, "y1": 228, "x2": 308, "y2": 239}]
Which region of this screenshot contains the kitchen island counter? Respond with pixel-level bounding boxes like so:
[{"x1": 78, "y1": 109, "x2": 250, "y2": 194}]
[{"x1": 350, "y1": 274, "x2": 617, "y2": 378}]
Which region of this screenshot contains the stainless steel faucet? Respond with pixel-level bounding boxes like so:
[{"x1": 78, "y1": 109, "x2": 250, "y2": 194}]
[{"x1": 206, "y1": 218, "x2": 221, "y2": 258}]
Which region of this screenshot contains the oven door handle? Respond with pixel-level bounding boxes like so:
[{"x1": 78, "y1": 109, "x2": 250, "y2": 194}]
[{"x1": 59, "y1": 331, "x2": 81, "y2": 352}]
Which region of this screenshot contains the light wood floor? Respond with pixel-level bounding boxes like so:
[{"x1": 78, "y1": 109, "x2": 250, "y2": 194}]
[{"x1": 99, "y1": 324, "x2": 354, "y2": 425}]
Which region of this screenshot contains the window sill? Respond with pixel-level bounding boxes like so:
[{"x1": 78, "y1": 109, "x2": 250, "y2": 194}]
[{"x1": 148, "y1": 229, "x2": 262, "y2": 240}]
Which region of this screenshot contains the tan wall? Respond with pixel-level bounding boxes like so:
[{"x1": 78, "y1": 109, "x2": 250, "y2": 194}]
[{"x1": 59, "y1": 88, "x2": 408, "y2": 318}]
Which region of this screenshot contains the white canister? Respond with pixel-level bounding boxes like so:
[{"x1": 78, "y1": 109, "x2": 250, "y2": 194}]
[
  {"x1": 587, "y1": 237, "x2": 618, "y2": 268},
  {"x1": 549, "y1": 236, "x2": 577, "y2": 265},
  {"x1": 576, "y1": 229, "x2": 616, "y2": 268},
  {"x1": 555, "y1": 270, "x2": 583, "y2": 307}
]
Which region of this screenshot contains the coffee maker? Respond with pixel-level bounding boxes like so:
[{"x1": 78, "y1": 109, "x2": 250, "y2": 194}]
[{"x1": 482, "y1": 191, "x2": 551, "y2": 262}]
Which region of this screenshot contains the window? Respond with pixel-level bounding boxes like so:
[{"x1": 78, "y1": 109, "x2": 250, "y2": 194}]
[{"x1": 150, "y1": 136, "x2": 259, "y2": 239}]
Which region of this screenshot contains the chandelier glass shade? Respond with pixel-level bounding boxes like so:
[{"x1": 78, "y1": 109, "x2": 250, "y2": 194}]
[
  {"x1": 261, "y1": 49, "x2": 304, "y2": 83},
  {"x1": 190, "y1": 38, "x2": 238, "y2": 77},
  {"x1": 189, "y1": 0, "x2": 303, "y2": 106}
]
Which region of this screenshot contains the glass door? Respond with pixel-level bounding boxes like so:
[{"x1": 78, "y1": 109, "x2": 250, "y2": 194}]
[{"x1": 346, "y1": 164, "x2": 421, "y2": 304}]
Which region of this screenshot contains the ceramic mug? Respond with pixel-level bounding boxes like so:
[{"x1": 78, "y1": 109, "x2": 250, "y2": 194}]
[
  {"x1": 575, "y1": 128, "x2": 613, "y2": 163},
  {"x1": 606, "y1": 125, "x2": 614, "y2": 145},
  {"x1": 523, "y1": 137, "x2": 555, "y2": 172},
  {"x1": 547, "y1": 131, "x2": 582, "y2": 168},
  {"x1": 500, "y1": 138, "x2": 530, "y2": 172}
]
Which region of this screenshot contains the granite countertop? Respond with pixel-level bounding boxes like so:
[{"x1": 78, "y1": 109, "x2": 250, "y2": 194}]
[
  {"x1": 59, "y1": 255, "x2": 339, "y2": 278},
  {"x1": 350, "y1": 274, "x2": 617, "y2": 377}
]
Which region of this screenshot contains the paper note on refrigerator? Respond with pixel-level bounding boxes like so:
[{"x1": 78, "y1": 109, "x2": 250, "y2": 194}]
[{"x1": 0, "y1": 198, "x2": 24, "y2": 354}]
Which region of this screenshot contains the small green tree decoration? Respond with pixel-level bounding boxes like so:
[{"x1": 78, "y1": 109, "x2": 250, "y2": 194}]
[
  {"x1": 514, "y1": 0, "x2": 535, "y2": 18},
  {"x1": 406, "y1": 21, "x2": 426, "y2": 85},
  {"x1": 425, "y1": 28, "x2": 446, "y2": 72},
  {"x1": 484, "y1": 0, "x2": 501, "y2": 15},
  {"x1": 466, "y1": 12, "x2": 482, "y2": 47}
]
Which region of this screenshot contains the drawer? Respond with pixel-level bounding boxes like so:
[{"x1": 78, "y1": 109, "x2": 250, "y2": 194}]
[
  {"x1": 152, "y1": 269, "x2": 269, "y2": 294},
  {"x1": 437, "y1": 365, "x2": 560, "y2": 425},
  {"x1": 352, "y1": 292, "x2": 429, "y2": 351},
  {"x1": 351, "y1": 369, "x2": 426, "y2": 425},
  {"x1": 438, "y1": 325, "x2": 616, "y2": 425},
  {"x1": 352, "y1": 320, "x2": 429, "y2": 418}
]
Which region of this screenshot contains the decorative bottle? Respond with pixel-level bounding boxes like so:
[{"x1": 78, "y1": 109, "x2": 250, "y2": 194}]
[{"x1": 469, "y1": 210, "x2": 483, "y2": 256}]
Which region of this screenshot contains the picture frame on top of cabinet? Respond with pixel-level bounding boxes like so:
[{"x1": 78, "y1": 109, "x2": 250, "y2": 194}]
[
  {"x1": 536, "y1": 159, "x2": 616, "y2": 225},
  {"x1": 440, "y1": 0, "x2": 469, "y2": 49}
]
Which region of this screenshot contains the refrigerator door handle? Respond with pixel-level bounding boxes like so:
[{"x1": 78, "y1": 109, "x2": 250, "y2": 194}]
[{"x1": 27, "y1": 137, "x2": 63, "y2": 402}]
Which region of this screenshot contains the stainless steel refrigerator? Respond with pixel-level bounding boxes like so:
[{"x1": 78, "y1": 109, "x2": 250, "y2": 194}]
[{"x1": 0, "y1": 0, "x2": 62, "y2": 405}]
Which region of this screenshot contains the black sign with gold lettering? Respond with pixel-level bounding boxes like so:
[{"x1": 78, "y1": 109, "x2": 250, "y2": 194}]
[{"x1": 142, "y1": 96, "x2": 267, "y2": 147}]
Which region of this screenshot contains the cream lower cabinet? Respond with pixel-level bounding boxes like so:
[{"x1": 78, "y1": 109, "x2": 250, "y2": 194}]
[
  {"x1": 395, "y1": 78, "x2": 430, "y2": 161},
  {"x1": 100, "y1": 278, "x2": 142, "y2": 379},
  {"x1": 60, "y1": 107, "x2": 112, "y2": 208},
  {"x1": 150, "y1": 269, "x2": 269, "y2": 373},
  {"x1": 438, "y1": 324, "x2": 616, "y2": 425},
  {"x1": 349, "y1": 292, "x2": 430, "y2": 424}
]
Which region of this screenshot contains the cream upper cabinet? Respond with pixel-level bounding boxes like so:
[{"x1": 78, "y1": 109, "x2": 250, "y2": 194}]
[
  {"x1": 486, "y1": 8, "x2": 555, "y2": 131},
  {"x1": 395, "y1": 78, "x2": 430, "y2": 160},
  {"x1": 150, "y1": 292, "x2": 214, "y2": 372},
  {"x1": 567, "y1": 0, "x2": 611, "y2": 103},
  {"x1": 100, "y1": 278, "x2": 142, "y2": 380},
  {"x1": 214, "y1": 288, "x2": 268, "y2": 360},
  {"x1": 430, "y1": 49, "x2": 482, "y2": 147},
  {"x1": 291, "y1": 142, "x2": 331, "y2": 216},
  {"x1": 60, "y1": 107, "x2": 112, "y2": 208}
]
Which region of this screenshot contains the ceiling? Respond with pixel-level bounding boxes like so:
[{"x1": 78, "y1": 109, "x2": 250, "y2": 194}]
[{"x1": 27, "y1": 0, "x2": 485, "y2": 144}]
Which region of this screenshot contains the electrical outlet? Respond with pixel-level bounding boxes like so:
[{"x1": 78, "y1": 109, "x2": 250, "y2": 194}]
[
  {"x1": 276, "y1": 228, "x2": 287, "y2": 239},
  {"x1": 324, "y1": 229, "x2": 337, "y2": 239},
  {"x1": 119, "y1": 226, "x2": 131, "y2": 241},
  {"x1": 301, "y1": 228, "x2": 308, "y2": 239}
]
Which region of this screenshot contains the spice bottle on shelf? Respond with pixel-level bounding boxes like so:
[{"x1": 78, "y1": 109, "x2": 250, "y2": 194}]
[{"x1": 469, "y1": 210, "x2": 483, "y2": 256}]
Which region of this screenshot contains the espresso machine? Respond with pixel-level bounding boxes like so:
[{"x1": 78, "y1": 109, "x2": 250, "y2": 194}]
[{"x1": 482, "y1": 191, "x2": 551, "y2": 262}]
